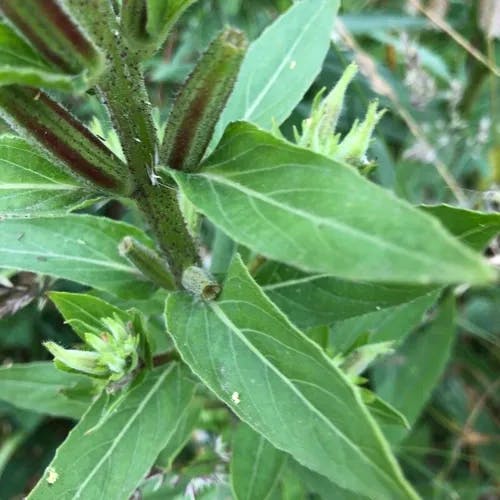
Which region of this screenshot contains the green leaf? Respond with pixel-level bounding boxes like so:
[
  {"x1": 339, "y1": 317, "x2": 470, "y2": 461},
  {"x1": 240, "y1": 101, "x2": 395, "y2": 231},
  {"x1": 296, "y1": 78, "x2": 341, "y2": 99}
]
[
  {"x1": 0, "y1": 362, "x2": 92, "y2": 419},
  {"x1": 330, "y1": 291, "x2": 440, "y2": 352},
  {"x1": 288, "y1": 459, "x2": 365, "y2": 500},
  {"x1": 420, "y1": 204, "x2": 500, "y2": 251},
  {"x1": 0, "y1": 22, "x2": 86, "y2": 92},
  {"x1": 28, "y1": 365, "x2": 197, "y2": 500},
  {"x1": 0, "y1": 135, "x2": 100, "y2": 217},
  {"x1": 231, "y1": 423, "x2": 285, "y2": 500},
  {"x1": 374, "y1": 295, "x2": 456, "y2": 444},
  {"x1": 155, "y1": 399, "x2": 200, "y2": 470},
  {"x1": 363, "y1": 391, "x2": 410, "y2": 429},
  {"x1": 146, "y1": 0, "x2": 199, "y2": 45},
  {"x1": 172, "y1": 122, "x2": 493, "y2": 285},
  {"x1": 165, "y1": 255, "x2": 418, "y2": 499},
  {"x1": 49, "y1": 292, "x2": 131, "y2": 338},
  {"x1": 0, "y1": 215, "x2": 157, "y2": 299},
  {"x1": 212, "y1": 0, "x2": 339, "y2": 145},
  {"x1": 256, "y1": 261, "x2": 433, "y2": 328}
]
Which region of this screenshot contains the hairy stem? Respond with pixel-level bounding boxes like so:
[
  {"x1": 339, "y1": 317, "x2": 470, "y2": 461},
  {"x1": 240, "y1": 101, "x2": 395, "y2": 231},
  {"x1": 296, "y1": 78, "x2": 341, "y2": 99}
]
[{"x1": 66, "y1": 0, "x2": 198, "y2": 281}]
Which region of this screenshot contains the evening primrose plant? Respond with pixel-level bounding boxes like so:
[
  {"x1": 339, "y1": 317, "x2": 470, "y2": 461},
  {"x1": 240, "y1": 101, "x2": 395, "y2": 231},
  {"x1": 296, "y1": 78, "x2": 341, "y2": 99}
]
[{"x1": 0, "y1": 0, "x2": 498, "y2": 499}]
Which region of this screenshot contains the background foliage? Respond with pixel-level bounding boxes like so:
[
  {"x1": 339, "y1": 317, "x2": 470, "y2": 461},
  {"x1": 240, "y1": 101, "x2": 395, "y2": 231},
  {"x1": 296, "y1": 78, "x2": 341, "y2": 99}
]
[{"x1": 0, "y1": 0, "x2": 498, "y2": 499}]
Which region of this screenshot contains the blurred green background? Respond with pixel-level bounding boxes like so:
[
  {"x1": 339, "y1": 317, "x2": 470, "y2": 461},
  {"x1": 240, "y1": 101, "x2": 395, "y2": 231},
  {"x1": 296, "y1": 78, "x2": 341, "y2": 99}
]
[{"x1": 0, "y1": 1, "x2": 498, "y2": 498}]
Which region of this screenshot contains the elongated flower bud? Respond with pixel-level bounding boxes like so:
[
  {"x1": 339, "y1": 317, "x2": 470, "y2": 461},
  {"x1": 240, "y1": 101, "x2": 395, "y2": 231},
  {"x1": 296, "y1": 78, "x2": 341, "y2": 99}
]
[
  {"x1": 182, "y1": 266, "x2": 221, "y2": 300},
  {"x1": 0, "y1": 86, "x2": 130, "y2": 194},
  {"x1": 119, "y1": 236, "x2": 175, "y2": 290},
  {"x1": 160, "y1": 28, "x2": 247, "y2": 172},
  {"x1": 0, "y1": 0, "x2": 103, "y2": 83}
]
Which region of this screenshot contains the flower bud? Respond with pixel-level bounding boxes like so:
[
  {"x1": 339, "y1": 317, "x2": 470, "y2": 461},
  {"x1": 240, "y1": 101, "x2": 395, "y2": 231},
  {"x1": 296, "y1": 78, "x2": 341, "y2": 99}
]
[
  {"x1": 335, "y1": 100, "x2": 385, "y2": 165},
  {"x1": 43, "y1": 341, "x2": 109, "y2": 377},
  {"x1": 0, "y1": 86, "x2": 131, "y2": 194},
  {"x1": 0, "y1": 0, "x2": 104, "y2": 86},
  {"x1": 295, "y1": 63, "x2": 385, "y2": 167},
  {"x1": 160, "y1": 28, "x2": 247, "y2": 172},
  {"x1": 44, "y1": 315, "x2": 139, "y2": 381},
  {"x1": 119, "y1": 236, "x2": 175, "y2": 290},
  {"x1": 182, "y1": 266, "x2": 221, "y2": 300},
  {"x1": 297, "y1": 62, "x2": 358, "y2": 152}
]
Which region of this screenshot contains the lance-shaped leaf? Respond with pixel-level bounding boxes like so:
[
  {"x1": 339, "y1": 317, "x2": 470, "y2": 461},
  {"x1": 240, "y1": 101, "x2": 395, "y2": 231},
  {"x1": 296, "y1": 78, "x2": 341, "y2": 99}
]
[
  {"x1": 231, "y1": 423, "x2": 286, "y2": 500},
  {"x1": 256, "y1": 261, "x2": 433, "y2": 329},
  {"x1": 330, "y1": 291, "x2": 440, "y2": 352},
  {"x1": 166, "y1": 255, "x2": 419, "y2": 499},
  {"x1": 420, "y1": 204, "x2": 500, "y2": 252},
  {"x1": 171, "y1": 122, "x2": 494, "y2": 285},
  {"x1": 212, "y1": 0, "x2": 339, "y2": 145},
  {"x1": 0, "y1": 361, "x2": 93, "y2": 419},
  {"x1": 161, "y1": 28, "x2": 247, "y2": 172},
  {"x1": 0, "y1": 135, "x2": 101, "y2": 218},
  {"x1": 374, "y1": 295, "x2": 456, "y2": 444},
  {"x1": 288, "y1": 459, "x2": 365, "y2": 500},
  {"x1": 155, "y1": 399, "x2": 200, "y2": 470},
  {"x1": 0, "y1": 86, "x2": 130, "y2": 194},
  {"x1": 0, "y1": 0, "x2": 104, "y2": 91},
  {"x1": 28, "y1": 365, "x2": 197, "y2": 499},
  {"x1": 0, "y1": 215, "x2": 156, "y2": 299},
  {"x1": 49, "y1": 292, "x2": 131, "y2": 339},
  {"x1": 0, "y1": 22, "x2": 88, "y2": 92}
]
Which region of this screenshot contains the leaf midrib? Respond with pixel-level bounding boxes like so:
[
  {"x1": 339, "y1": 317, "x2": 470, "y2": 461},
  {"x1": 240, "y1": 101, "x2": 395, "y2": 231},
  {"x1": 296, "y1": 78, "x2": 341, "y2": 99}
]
[
  {"x1": 243, "y1": 1, "x2": 327, "y2": 120},
  {"x1": 207, "y1": 300, "x2": 407, "y2": 495},
  {"x1": 71, "y1": 367, "x2": 174, "y2": 498},
  {"x1": 197, "y1": 171, "x2": 482, "y2": 278}
]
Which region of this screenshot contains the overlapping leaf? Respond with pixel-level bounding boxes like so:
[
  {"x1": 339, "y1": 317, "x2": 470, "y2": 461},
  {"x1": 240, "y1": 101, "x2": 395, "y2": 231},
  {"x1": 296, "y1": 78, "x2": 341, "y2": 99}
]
[
  {"x1": 212, "y1": 0, "x2": 339, "y2": 145},
  {"x1": 0, "y1": 362, "x2": 92, "y2": 419},
  {"x1": 0, "y1": 21, "x2": 95, "y2": 92},
  {"x1": 374, "y1": 295, "x2": 456, "y2": 444},
  {"x1": 231, "y1": 423, "x2": 285, "y2": 500},
  {"x1": 0, "y1": 215, "x2": 156, "y2": 298},
  {"x1": 172, "y1": 122, "x2": 494, "y2": 285},
  {"x1": 421, "y1": 204, "x2": 500, "y2": 251},
  {"x1": 28, "y1": 365, "x2": 197, "y2": 500},
  {"x1": 166, "y1": 255, "x2": 418, "y2": 499},
  {"x1": 256, "y1": 261, "x2": 434, "y2": 328},
  {"x1": 0, "y1": 135, "x2": 100, "y2": 217}
]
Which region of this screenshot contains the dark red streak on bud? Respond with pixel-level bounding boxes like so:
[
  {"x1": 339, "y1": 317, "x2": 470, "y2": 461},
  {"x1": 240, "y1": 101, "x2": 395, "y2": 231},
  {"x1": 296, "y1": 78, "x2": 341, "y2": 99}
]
[
  {"x1": 27, "y1": 119, "x2": 119, "y2": 189},
  {"x1": 0, "y1": 87, "x2": 122, "y2": 190},
  {"x1": 167, "y1": 90, "x2": 211, "y2": 170},
  {"x1": 0, "y1": 1, "x2": 71, "y2": 72},
  {"x1": 37, "y1": 92, "x2": 119, "y2": 160},
  {"x1": 39, "y1": 1, "x2": 95, "y2": 59}
]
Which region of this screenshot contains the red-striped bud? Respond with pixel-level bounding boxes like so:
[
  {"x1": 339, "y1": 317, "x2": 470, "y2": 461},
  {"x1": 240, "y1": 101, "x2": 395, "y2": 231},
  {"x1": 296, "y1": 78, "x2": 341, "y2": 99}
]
[
  {"x1": 0, "y1": 86, "x2": 130, "y2": 194},
  {"x1": 0, "y1": 0, "x2": 104, "y2": 86},
  {"x1": 160, "y1": 28, "x2": 247, "y2": 172}
]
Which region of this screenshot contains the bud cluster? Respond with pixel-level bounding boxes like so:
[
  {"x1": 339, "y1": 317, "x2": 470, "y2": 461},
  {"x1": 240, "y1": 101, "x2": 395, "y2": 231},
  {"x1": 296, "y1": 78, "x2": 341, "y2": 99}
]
[
  {"x1": 44, "y1": 315, "x2": 139, "y2": 381},
  {"x1": 294, "y1": 63, "x2": 385, "y2": 168}
]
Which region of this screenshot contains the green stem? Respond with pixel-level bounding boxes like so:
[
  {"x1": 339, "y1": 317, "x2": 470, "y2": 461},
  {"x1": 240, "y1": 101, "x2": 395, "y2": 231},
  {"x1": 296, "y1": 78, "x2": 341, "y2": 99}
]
[{"x1": 66, "y1": 0, "x2": 198, "y2": 281}]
